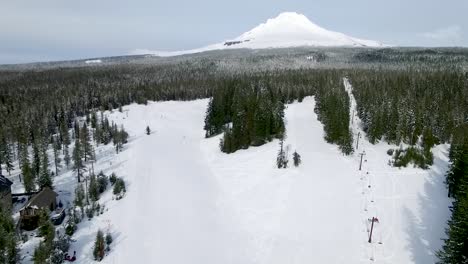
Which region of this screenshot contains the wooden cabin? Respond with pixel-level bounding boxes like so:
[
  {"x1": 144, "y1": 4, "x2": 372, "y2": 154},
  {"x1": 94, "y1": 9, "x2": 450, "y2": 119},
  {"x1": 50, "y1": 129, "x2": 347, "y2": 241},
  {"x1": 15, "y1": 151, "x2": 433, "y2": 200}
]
[
  {"x1": 19, "y1": 187, "x2": 58, "y2": 230},
  {"x1": 0, "y1": 175, "x2": 13, "y2": 211}
]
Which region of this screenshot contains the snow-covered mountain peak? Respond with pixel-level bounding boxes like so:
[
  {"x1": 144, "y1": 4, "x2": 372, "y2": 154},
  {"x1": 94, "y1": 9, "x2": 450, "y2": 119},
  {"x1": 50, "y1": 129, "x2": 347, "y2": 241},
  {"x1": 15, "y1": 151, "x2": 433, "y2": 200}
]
[
  {"x1": 228, "y1": 12, "x2": 383, "y2": 48},
  {"x1": 239, "y1": 12, "x2": 326, "y2": 39},
  {"x1": 131, "y1": 12, "x2": 385, "y2": 56}
]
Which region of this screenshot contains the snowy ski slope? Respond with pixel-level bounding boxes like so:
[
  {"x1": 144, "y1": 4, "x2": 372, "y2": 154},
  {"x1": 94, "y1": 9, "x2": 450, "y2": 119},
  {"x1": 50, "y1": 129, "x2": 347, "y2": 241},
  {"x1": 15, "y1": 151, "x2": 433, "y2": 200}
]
[
  {"x1": 83, "y1": 91, "x2": 449, "y2": 263},
  {"x1": 15, "y1": 91, "x2": 450, "y2": 263}
]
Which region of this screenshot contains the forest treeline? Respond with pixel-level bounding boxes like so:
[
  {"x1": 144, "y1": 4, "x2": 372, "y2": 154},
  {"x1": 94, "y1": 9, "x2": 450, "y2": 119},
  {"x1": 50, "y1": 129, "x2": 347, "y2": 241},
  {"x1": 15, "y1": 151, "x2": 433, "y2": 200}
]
[
  {"x1": 348, "y1": 68, "x2": 468, "y2": 168},
  {"x1": 437, "y1": 124, "x2": 468, "y2": 263},
  {"x1": 203, "y1": 70, "x2": 353, "y2": 153}
]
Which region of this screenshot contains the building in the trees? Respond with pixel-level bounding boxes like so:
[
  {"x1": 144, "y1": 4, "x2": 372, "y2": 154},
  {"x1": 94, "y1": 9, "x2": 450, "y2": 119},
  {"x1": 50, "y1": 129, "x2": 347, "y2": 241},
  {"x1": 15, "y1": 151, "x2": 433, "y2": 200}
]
[
  {"x1": 0, "y1": 175, "x2": 13, "y2": 211},
  {"x1": 19, "y1": 187, "x2": 58, "y2": 230}
]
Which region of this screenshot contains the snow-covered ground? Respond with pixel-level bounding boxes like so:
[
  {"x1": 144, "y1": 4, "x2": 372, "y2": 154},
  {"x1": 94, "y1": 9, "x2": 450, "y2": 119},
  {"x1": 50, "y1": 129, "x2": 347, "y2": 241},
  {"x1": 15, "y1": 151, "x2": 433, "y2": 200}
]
[
  {"x1": 10, "y1": 92, "x2": 450, "y2": 263},
  {"x1": 85, "y1": 59, "x2": 102, "y2": 64}
]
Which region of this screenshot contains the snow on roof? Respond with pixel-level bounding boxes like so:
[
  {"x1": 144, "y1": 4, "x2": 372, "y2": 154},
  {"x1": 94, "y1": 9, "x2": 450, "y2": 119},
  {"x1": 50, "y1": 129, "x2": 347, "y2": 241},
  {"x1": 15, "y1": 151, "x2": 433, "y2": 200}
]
[{"x1": 22, "y1": 187, "x2": 58, "y2": 210}]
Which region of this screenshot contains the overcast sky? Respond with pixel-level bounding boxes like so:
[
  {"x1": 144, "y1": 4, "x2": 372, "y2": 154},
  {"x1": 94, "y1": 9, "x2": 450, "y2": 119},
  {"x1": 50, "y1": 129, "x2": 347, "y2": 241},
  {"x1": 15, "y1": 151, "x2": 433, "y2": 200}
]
[{"x1": 1, "y1": 0, "x2": 467, "y2": 64}]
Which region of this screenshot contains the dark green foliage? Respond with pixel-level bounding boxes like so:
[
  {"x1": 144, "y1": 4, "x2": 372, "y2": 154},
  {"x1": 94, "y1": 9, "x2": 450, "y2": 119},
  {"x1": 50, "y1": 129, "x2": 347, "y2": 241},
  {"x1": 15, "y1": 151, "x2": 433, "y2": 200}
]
[
  {"x1": 314, "y1": 74, "x2": 354, "y2": 155},
  {"x1": 89, "y1": 173, "x2": 100, "y2": 202},
  {"x1": 93, "y1": 230, "x2": 105, "y2": 261},
  {"x1": 445, "y1": 125, "x2": 468, "y2": 199},
  {"x1": 22, "y1": 160, "x2": 35, "y2": 193},
  {"x1": 34, "y1": 210, "x2": 55, "y2": 263},
  {"x1": 32, "y1": 141, "x2": 41, "y2": 180},
  {"x1": 72, "y1": 139, "x2": 85, "y2": 182},
  {"x1": 207, "y1": 79, "x2": 287, "y2": 153},
  {"x1": 65, "y1": 221, "x2": 76, "y2": 236},
  {"x1": 113, "y1": 124, "x2": 128, "y2": 153},
  {"x1": 437, "y1": 128, "x2": 468, "y2": 263},
  {"x1": 0, "y1": 207, "x2": 18, "y2": 264},
  {"x1": 52, "y1": 136, "x2": 61, "y2": 175},
  {"x1": 33, "y1": 242, "x2": 50, "y2": 264},
  {"x1": 38, "y1": 144, "x2": 53, "y2": 189},
  {"x1": 80, "y1": 123, "x2": 94, "y2": 162},
  {"x1": 392, "y1": 146, "x2": 433, "y2": 169},
  {"x1": 0, "y1": 136, "x2": 13, "y2": 176},
  {"x1": 349, "y1": 69, "x2": 467, "y2": 147},
  {"x1": 38, "y1": 210, "x2": 55, "y2": 242},
  {"x1": 89, "y1": 172, "x2": 108, "y2": 203},
  {"x1": 113, "y1": 178, "x2": 126, "y2": 196}
]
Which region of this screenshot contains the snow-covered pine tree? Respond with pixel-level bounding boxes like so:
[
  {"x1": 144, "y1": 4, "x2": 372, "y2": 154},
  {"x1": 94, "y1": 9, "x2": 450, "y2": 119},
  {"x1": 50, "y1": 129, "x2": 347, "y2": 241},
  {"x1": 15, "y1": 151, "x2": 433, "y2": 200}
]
[
  {"x1": 81, "y1": 123, "x2": 94, "y2": 162},
  {"x1": 72, "y1": 139, "x2": 85, "y2": 182},
  {"x1": 38, "y1": 144, "x2": 52, "y2": 189},
  {"x1": 293, "y1": 150, "x2": 301, "y2": 167},
  {"x1": 3, "y1": 142, "x2": 14, "y2": 175},
  {"x1": 277, "y1": 138, "x2": 288, "y2": 169},
  {"x1": 437, "y1": 132, "x2": 468, "y2": 263}
]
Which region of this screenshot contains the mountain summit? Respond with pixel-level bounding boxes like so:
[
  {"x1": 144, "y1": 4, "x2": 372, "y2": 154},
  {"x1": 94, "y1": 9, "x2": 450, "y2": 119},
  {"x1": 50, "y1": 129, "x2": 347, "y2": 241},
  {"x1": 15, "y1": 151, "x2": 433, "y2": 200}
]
[
  {"x1": 224, "y1": 12, "x2": 383, "y2": 48},
  {"x1": 133, "y1": 12, "x2": 383, "y2": 56}
]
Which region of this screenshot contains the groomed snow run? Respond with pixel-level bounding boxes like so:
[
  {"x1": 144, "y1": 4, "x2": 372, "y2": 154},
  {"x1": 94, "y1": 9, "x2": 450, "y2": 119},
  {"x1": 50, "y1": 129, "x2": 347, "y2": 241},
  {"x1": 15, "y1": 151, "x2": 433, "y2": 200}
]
[{"x1": 50, "y1": 95, "x2": 449, "y2": 263}]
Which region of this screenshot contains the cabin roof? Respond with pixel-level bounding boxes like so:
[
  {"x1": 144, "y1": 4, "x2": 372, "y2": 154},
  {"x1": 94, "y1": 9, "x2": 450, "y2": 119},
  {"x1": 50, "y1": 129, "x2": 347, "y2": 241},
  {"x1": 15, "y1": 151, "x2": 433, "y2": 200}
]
[{"x1": 23, "y1": 187, "x2": 58, "y2": 210}]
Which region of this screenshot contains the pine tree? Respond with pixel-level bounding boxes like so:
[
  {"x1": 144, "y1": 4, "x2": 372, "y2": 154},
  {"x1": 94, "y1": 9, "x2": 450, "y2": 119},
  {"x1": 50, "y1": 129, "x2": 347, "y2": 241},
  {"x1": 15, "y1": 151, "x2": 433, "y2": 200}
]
[
  {"x1": 438, "y1": 139, "x2": 468, "y2": 263},
  {"x1": 293, "y1": 151, "x2": 301, "y2": 167},
  {"x1": 3, "y1": 142, "x2": 14, "y2": 176},
  {"x1": 22, "y1": 159, "x2": 34, "y2": 193},
  {"x1": 276, "y1": 138, "x2": 288, "y2": 169},
  {"x1": 74, "y1": 184, "x2": 85, "y2": 207},
  {"x1": 93, "y1": 230, "x2": 105, "y2": 261},
  {"x1": 146, "y1": 126, "x2": 151, "y2": 135},
  {"x1": 91, "y1": 111, "x2": 98, "y2": 129},
  {"x1": 64, "y1": 147, "x2": 71, "y2": 169},
  {"x1": 60, "y1": 119, "x2": 71, "y2": 155},
  {"x1": 113, "y1": 125, "x2": 128, "y2": 153},
  {"x1": 38, "y1": 145, "x2": 52, "y2": 189},
  {"x1": 31, "y1": 140, "x2": 41, "y2": 180},
  {"x1": 81, "y1": 123, "x2": 94, "y2": 162},
  {"x1": 437, "y1": 192, "x2": 468, "y2": 264},
  {"x1": 72, "y1": 140, "x2": 85, "y2": 182},
  {"x1": 52, "y1": 136, "x2": 61, "y2": 175},
  {"x1": 0, "y1": 207, "x2": 18, "y2": 263},
  {"x1": 0, "y1": 136, "x2": 13, "y2": 176},
  {"x1": 73, "y1": 120, "x2": 80, "y2": 140},
  {"x1": 88, "y1": 173, "x2": 100, "y2": 202}
]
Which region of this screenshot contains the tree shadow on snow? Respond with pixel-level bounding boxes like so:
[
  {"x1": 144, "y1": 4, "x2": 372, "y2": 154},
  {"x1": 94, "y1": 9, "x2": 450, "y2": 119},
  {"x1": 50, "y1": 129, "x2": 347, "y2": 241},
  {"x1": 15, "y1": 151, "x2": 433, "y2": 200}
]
[{"x1": 403, "y1": 149, "x2": 451, "y2": 264}]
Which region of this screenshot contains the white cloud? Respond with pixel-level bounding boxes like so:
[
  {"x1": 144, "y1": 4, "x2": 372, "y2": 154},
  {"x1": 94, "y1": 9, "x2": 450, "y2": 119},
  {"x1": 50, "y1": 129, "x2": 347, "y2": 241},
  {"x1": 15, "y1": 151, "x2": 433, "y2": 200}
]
[{"x1": 422, "y1": 25, "x2": 462, "y2": 41}]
